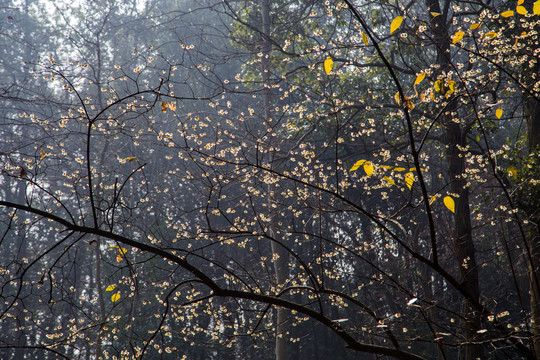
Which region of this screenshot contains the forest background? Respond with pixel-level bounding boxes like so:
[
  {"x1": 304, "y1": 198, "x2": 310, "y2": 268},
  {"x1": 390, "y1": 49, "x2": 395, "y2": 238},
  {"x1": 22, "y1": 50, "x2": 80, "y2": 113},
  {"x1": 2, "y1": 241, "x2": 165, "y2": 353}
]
[{"x1": 0, "y1": 0, "x2": 539, "y2": 359}]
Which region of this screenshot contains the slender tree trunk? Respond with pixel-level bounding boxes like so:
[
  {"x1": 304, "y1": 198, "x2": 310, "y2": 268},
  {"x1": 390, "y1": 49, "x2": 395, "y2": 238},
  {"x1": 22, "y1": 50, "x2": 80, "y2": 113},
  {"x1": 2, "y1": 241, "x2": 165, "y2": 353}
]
[
  {"x1": 93, "y1": 239, "x2": 106, "y2": 360},
  {"x1": 260, "y1": 1, "x2": 289, "y2": 359},
  {"x1": 425, "y1": 1, "x2": 482, "y2": 358},
  {"x1": 524, "y1": 90, "x2": 540, "y2": 359}
]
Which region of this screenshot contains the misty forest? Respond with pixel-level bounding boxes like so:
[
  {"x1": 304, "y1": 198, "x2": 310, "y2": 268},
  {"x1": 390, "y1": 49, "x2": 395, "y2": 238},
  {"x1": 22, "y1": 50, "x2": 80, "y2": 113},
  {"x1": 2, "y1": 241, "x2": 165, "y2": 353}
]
[{"x1": 0, "y1": 0, "x2": 539, "y2": 359}]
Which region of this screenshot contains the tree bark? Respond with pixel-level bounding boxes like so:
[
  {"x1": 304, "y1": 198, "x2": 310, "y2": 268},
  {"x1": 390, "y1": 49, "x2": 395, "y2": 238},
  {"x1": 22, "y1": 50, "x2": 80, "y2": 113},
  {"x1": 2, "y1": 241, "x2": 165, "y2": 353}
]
[
  {"x1": 524, "y1": 90, "x2": 540, "y2": 359},
  {"x1": 425, "y1": 1, "x2": 483, "y2": 358},
  {"x1": 260, "y1": 1, "x2": 290, "y2": 359}
]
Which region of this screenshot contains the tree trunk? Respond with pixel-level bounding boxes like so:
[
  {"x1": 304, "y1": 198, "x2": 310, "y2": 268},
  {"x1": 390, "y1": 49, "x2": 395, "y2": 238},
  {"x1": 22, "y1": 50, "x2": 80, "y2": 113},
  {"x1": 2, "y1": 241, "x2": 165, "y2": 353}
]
[
  {"x1": 524, "y1": 92, "x2": 540, "y2": 359},
  {"x1": 425, "y1": 1, "x2": 482, "y2": 358},
  {"x1": 260, "y1": 1, "x2": 289, "y2": 359}
]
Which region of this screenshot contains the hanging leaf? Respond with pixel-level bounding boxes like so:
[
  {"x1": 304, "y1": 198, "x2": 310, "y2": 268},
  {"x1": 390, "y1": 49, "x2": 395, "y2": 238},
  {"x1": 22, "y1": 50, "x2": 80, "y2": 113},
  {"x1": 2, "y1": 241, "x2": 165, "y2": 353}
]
[
  {"x1": 364, "y1": 161, "x2": 374, "y2": 176},
  {"x1": 443, "y1": 196, "x2": 455, "y2": 213},
  {"x1": 394, "y1": 167, "x2": 406, "y2": 172},
  {"x1": 430, "y1": 12, "x2": 441, "y2": 17},
  {"x1": 434, "y1": 80, "x2": 442, "y2": 92},
  {"x1": 361, "y1": 31, "x2": 369, "y2": 46},
  {"x1": 395, "y1": 91, "x2": 401, "y2": 105},
  {"x1": 534, "y1": 0, "x2": 540, "y2": 14},
  {"x1": 452, "y1": 31, "x2": 465, "y2": 44},
  {"x1": 476, "y1": 135, "x2": 481, "y2": 142},
  {"x1": 429, "y1": 195, "x2": 437, "y2": 205},
  {"x1": 501, "y1": 10, "x2": 514, "y2": 17},
  {"x1": 161, "y1": 102, "x2": 168, "y2": 112},
  {"x1": 106, "y1": 285, "x2": 116, "y2": 292},
  {"x1": 507, "y1": 166, "x2": 518, "y2": 180},
  {"x1": 404, "y1": 172, "x2": 415, "y2": 189},
  {"x1": 470, "y1": 23, "x2": 482, "y2": 30},
  {"x1": 516, "y1": 5, "x2": 527, "y2": 14},
  {"x1": 111, "y1": 293, "x2": 121, "y2": 302},
  {"x1": 496, "y1": 108, "x2": 503, "y2": 119},
  {"x1": 116, "y1": 254, "x2": 123, "y2": 263},
  {"x1": 484, "y1": 32, "x2": 498, "y2": 38},
  {"x1": 350, "y1": 159, "x2": 366, "y2": 172},
  {"x1": 390, "y1": 16, "x2": 404, "y2": 34},
  {"x1": 40, "y1": 148, "x2": 46, "y2": 160},
  {"x1": 124, "y1": 157, "x2": 137, "y2": 162},
  {"x1": 414, "y1": 72, "x2": 426, "y2": 86},
  {"x1": 324, "y1": 57, "x2": 334, "y2": 74},
  {"x1": 518, "y1": 0, "x2": 525, "y2": 5},
  {"x1": 383, "y1": 176, "x2": 395, "y2": 185},
  {"x1": 446, "y1": 80, "x2": 456, "y2": 96}
]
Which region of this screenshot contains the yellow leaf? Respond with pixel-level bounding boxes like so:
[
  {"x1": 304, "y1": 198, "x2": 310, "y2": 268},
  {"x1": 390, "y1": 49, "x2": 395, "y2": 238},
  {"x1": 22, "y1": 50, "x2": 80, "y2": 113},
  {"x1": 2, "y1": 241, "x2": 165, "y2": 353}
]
[
  {"x1": 118, "y1": 247, "x2": 128, "y2": 255},
  {"x1": 161, "y1": 102, "x2": 168, "y2": 112},
  {"x1": 390, "y1": 16, "x2": 404, "y2": 34},
  {"x1": 168, "y1": 102, "x2": 176, "y2": 111},
  {"x1": 452, "y1": 31, "x2": 465, "y2": 44},
  {"x1": 534, "y1": 0, "x2": 540, "y2": 15},
  {"x1": 430, "y1": 12, "x2": 441, "y2": 17},
  {"x1": 501, "y1": 10, "x2": 514, "y2": 17},
  {"x1": 470, "y1": 23, "x2": 482, "y2": 30},
  {"x1": 406, "y1": 99, "x2": 415, "y2": 110},
  {"x1": 40, "y1": 148, "x2": 46, "y2": 160},
  {"x1": 394, "y1": 167, "x2": 406, "y2": 172},
  {"x1": 484, "y1": 32, "x2": 498, "y2": 38},
  {"x1": 116, "y1": 254, "x2": 123, "y2": 263},
  {"x1": 350, "y1": 159, "x2": 366, "y2": 172},
  {"x1": 443, "y1": 196, "x2": 455, "y2": 213},
  {"x1": 364, "y1": 161, "x2": 374, "y2": 176},
  {"x1": 434, "y1": 80, "x2": 442, "y2": 92},
  {"x1": 516, "y1": 5, "x2": 527, "y2": 14},
  {"x1": 448, "y1": 80, "x2": 456, "y2": 93},
  {"x1": 414, "y1": 72, "x2": 426, "y2": 86},
  {"x1": 383, "y1": 176, "x2": 395, "y2": 185},
  {"x1": 429, "y1": 195, "x2": 437, "y2": 205},
  {"x1": 111, "y1": 293, "x2": 120, "y2": 302},
  {"x1": 362, "y1": 31, "x2": 369, "y2": 46},
  {"x1": 405, "y1": 172, "x2": 414, "y2": 189},
  {"x1": 395, "y1": 91, "x2": 401, "y2": 105},
  {"x1": 106, "y1": 285, "x2": 116, "y2": 291},
  {"x1": 496, "y1": 108, "x2": 503, "y2": 119},
  {"x1": 124, "y1": 157, "x2": 137, "y2": 162},
  {"x1": 507, "y1": 166, "x2": 518, "y2": 180},
  {"x1": 324, "y1": 57, "x2": 333, "y2": 74},
  {"x1": 518, "y1": 0, "x2": 525, "y2": 5}
]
